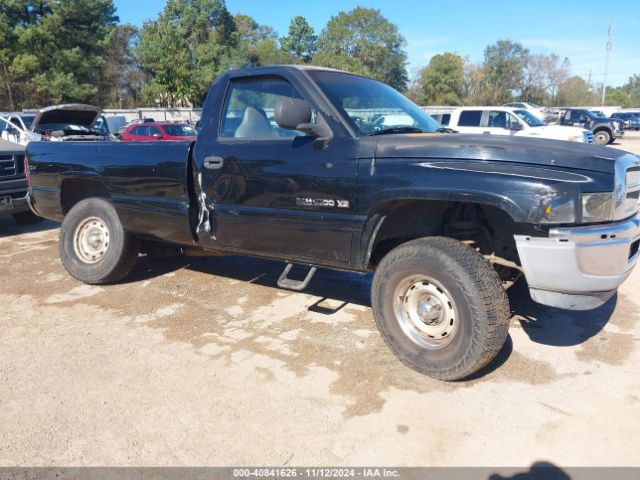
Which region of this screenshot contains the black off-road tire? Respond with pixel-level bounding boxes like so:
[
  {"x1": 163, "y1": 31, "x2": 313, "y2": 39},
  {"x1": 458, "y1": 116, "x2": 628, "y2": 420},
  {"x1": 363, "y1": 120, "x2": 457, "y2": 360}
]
[
  {"x1": 59, "y1": 198, "x2": 139, "y2": 284},
  {"x1": 371, "y1": 237, "x2": 511, "y2": 381},
  {"x1": 12, "y1": 210, "x2": 43, "y2": 225},
  {"x1": 593, "y1": 129, "x2": 611, "y2": 146}
]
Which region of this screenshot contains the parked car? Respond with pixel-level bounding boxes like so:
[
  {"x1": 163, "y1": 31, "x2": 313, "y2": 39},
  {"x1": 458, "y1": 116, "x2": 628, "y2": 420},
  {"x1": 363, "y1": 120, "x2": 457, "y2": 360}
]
[
  {"x1": 27, "y1": 65, "x2": 640, "y2": 381},
  {"x1": 611, "y1": 112, "x2": 640, "y2": 131},
  {"x1": 0, "y1": 113, "x2": 36, "y2": 144},
  {"x1": 429, "y1": 112, "x2": 451, "y2": 126},
  {"x1": 559, "y1": 108, "x2": 624, "y2": 145},
  {"x1": 1, "y1": 104, "x2": 110, "y2": 145},
  {"x1": 447, "y1": 106, "x2": 593, "y2": 143},
  {"x1": 503, "y1": 102, "x2": 548, "y2": 120},
  {"x1": 92, "y1": 115, "x2": 127, "y2": 139},
  {"x1": 119, "y1": 122, "x2": 198, "y2": 142},
  {"x1": 0, "y1": 139, "x2": 42, "y2": 224}
]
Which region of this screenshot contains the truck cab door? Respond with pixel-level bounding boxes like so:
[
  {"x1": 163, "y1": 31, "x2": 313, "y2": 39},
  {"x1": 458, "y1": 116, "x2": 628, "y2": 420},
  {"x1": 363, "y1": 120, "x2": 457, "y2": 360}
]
[{"x1": 193, "y1": 73, "x2": 357, "y2": 268}]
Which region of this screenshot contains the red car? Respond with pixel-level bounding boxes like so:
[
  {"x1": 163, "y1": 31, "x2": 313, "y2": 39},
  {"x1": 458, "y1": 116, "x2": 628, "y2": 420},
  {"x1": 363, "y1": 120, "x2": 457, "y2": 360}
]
[{"x1": 119, "y1": 122, "x2": 197, "y2": 142}]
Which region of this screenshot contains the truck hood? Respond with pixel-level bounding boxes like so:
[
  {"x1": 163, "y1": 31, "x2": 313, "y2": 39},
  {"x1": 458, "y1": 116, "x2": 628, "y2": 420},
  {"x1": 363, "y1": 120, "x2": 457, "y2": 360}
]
[
  {"x1": 31, "y1": 104, "x2": 102, "y2": 130},
  {"x1": 374, "y1": 133, "x2": 625, "y2": 174}
]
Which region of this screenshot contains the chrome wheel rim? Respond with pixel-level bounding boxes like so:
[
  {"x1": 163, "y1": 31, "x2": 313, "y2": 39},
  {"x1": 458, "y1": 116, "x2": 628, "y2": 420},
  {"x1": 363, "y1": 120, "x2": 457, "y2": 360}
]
[
  {"x1": 73, "y1": 217, "x2": 110, "y2": 264},
  {"x1": 393, "y1": 274, "x2": 458, "y2": 349}
]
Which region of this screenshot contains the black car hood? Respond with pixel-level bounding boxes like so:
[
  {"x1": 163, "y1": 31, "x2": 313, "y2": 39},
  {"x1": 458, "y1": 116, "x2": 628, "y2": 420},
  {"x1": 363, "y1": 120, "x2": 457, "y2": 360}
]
[
  {"x1": 374, "y1": 133, "x2": 627, "y2": 174},
  {"x1": 32, "y1": 104, "x2": 102, "y2": 130}
]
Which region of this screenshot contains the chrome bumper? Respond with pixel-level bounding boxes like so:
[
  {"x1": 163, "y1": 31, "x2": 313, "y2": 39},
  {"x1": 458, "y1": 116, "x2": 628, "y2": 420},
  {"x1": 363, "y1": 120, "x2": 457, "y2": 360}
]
[{"x1": 515, "y1": 213, "x2": 640, "y2": 310}]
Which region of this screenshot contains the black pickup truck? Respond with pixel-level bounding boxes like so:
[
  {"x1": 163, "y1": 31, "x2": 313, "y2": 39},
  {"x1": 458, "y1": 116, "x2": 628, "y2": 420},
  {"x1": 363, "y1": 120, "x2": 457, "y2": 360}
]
[
  {"x1": 27, "y1": 66, "x2": 640, "y2": 380},
  {"x1": 0, "y1": 139, "x2": 42, "y2": 224},
  {"x1": 559, "y1": 108, "x2": 624, "y2": 145}
]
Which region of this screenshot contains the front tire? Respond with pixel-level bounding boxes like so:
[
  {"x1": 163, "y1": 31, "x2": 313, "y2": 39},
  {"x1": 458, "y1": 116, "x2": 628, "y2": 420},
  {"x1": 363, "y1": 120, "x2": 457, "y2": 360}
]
[
  {"x1": 59, "y1": 198, "x2": 139, "y2": 284},
  {"x1": 371, "y1": 237, "x2": 510, "y2": 381},
  {"x1": 593, "y1": 129, "x2": 611, "y2": 145}
]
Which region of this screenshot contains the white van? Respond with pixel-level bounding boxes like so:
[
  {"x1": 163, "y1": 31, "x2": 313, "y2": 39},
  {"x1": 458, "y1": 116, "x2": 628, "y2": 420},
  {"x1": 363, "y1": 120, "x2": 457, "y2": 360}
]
[{"x1": 446, "y1": 106, "x2": 593, "y2": 143}]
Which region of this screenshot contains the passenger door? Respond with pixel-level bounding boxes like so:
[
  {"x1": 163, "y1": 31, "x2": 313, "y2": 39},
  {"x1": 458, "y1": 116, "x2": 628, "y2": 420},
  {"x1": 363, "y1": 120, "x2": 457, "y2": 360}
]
[{"x1": 193, "y1": 75, "x2": 357, "y2": 267}]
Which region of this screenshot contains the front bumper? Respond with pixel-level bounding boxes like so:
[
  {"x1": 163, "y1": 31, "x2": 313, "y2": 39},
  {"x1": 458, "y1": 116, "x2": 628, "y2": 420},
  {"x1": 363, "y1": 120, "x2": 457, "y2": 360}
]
[{"x1": 515, "y1": 212, "x2": 640, "y2": 310}]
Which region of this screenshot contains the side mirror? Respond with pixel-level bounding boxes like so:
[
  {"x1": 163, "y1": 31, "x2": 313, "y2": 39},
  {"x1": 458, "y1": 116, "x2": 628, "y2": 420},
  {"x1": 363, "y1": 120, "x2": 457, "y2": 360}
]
[
  {"x1": 6, "y1": 126, "x2": 18, "y2": 135},
  {"x1": 275, "y1": 98, "x2": 333, "y2": 148},
  {"x1": 510, "y1": 122, "x2": 524, "y2": 131},
  {"x1": 153, "y1": 133, "x2": 163, "y2": 139}
]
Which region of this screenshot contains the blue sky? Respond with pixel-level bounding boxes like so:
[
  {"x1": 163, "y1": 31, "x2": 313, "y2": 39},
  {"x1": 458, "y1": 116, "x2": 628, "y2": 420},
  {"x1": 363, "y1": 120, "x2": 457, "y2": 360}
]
[{"x1": 113, "y1": 0, "x2": 640, "y2": 87}]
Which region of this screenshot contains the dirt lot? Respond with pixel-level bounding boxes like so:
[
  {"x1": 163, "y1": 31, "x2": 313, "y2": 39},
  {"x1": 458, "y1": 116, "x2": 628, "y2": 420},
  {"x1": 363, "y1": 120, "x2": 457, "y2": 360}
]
[{"x1": 1, "y1": 133, "x2": 640, "y2": 468}]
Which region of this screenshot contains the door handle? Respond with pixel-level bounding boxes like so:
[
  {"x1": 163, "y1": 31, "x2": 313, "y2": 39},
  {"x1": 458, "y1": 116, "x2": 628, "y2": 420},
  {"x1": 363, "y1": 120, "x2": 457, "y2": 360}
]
[{"x1": 204, "y1": 156, "x2": 224, "y2": 170}]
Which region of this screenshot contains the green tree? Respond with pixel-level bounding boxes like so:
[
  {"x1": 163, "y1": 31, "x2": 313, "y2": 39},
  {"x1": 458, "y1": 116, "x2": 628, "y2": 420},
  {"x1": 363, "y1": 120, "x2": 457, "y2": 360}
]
[
  {"x1": 623, "y1": 74, "x2": 640, "y2": 107},
  {"x1": 136, "y1": 0, "x2": 238, "y2": 107},
  {"x1": 0, "y1": 0, "x2": 118, "y2": 109},
  {"x1": 412, "y1": 53, "x2": 465, "y2": 105},
  {"x1": 234, "y1": 13, "x2": 289, "y2": 66},
  {"x1": 280, "y1": 16, "x2": 316, "y2": 63},
  {"x1": 482, "y1": 40, "x2": 529, "y2": 104},
  {"x1": 315, "y1": 7, "x2": 408, "y2": 90},
  {"x1": 99, "y1": 24, "x2": 143, "y2": 108},
  {"x1": 557, "y1": 76, "x2": 598, "y2": 106}
]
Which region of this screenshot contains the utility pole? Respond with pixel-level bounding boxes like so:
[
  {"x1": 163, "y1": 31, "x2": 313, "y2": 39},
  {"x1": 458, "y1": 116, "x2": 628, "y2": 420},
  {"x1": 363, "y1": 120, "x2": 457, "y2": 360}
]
[{"x1": 601, "y1": 20, "x2": 612, "y2": 106}]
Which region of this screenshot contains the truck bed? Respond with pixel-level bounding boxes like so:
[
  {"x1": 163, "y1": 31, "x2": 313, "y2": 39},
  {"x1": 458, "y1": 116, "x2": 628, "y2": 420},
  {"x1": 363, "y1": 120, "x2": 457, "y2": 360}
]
[{"x1": 27, "y1": 141, "x2": 196, "y2": 245}]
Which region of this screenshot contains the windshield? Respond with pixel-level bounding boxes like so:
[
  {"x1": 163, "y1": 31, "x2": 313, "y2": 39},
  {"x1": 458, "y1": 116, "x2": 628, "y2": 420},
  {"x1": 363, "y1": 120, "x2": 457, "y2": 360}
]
[
  {"x1": 163, "y1": 124, "x2": 197, "y2": 137},
  {"x1": 308, "y1": 71, "x2": 442, "y2": 135},
  {"x1": 21, "y1": 115, "x2": 35, "y2": 129},
  {"x1": 513, "y1": 109, "x2": 546, "y2": 127}
]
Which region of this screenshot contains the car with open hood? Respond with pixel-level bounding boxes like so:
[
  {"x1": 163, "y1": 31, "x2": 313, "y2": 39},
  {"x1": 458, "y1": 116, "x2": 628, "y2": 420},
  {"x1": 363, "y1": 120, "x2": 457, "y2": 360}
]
[
  {"x1": 0, "y1": 104, "x2": 110, "y2": 145},
  {"x1": 26, "y1": 66, "x2": 640, "y2": 381}
]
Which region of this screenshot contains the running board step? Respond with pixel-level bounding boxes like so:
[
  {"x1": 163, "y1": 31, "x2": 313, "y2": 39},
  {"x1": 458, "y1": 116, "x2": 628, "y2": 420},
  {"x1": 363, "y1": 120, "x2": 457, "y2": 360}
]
[{"x1": 277, "y1": 263, "x2": 317, "y2": 291}]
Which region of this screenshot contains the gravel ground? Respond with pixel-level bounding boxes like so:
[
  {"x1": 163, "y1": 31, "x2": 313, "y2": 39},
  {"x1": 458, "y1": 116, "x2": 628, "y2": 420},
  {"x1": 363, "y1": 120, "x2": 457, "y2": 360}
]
[{"x1": 1, "y1": 132, "x2": 640, "y2": 468}]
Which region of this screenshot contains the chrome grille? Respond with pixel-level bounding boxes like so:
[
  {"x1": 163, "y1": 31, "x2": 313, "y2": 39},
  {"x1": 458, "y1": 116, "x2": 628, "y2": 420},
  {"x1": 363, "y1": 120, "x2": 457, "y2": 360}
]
[
  {"x1": 0, "y1": 155, "x2": 17, "y2": 178},
  {"x1": 613, "y1": 154, "x2": 640, "y2": 220}
]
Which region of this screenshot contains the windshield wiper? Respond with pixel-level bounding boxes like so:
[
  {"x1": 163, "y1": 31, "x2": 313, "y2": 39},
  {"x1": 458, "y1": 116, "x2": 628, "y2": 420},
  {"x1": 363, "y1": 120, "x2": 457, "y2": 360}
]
[{"x1": 369, "y1": 126, "x2": 424, "y2": 136}]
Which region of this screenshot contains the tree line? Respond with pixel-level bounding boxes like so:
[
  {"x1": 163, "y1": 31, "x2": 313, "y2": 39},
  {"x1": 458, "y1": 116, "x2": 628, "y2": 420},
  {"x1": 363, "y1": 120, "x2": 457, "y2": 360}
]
[{"x1": 1, "y1": 0, "x2": 639, "y2": 111}]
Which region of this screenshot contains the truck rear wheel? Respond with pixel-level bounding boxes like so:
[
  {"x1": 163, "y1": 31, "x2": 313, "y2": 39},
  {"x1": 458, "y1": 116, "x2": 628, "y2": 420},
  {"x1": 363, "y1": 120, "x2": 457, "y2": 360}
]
[
  {"x1": 371, "y1": 237, "x2": 510, "y2": 381},
  {"x1": 59, "y1": 198, "x2": 139, "y2": 284},
  {"x1": 593, "y1": 129, "x2": 611, "y2": 145}
]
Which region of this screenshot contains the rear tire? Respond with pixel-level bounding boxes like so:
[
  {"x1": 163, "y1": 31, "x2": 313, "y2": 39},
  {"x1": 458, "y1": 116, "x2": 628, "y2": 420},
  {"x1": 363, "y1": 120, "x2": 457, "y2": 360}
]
[
  {"x1": 12, "y1": 210, "x2": 43, "y2": 225},
  {"x1": 371, "y1": 237, "x2": 511, "y2": 381},
  {"x1": 59, "y1": 198, "x2": 139, "y2": 284},
  {"x1": 594, "y1": 129, "x2": 611, "y2": 145}
]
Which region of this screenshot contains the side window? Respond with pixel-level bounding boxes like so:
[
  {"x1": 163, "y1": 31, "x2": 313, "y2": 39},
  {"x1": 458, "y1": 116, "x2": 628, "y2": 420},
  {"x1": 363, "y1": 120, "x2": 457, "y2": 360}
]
[
  {"x1": 148, "y1": 126, "x2": 162, "y2": 137},
  {"x1": 458, "y1": 110, "x2": 482, "y2": 127},
  {"x1": 487, "y1": 111, "x2": 507, "y2": 128},
  {"x1": 220, "y1": 76, "x2": 306, "y2": 139},
  {"x1": 441, "y1": 114, "x2": 450, "y2": 126},
  {"x1": 130, "y1": 126, "x2": 143, "y2": 136},
  {"x1": 506, "y1": 113, "x2": 521, "y2": 129}
]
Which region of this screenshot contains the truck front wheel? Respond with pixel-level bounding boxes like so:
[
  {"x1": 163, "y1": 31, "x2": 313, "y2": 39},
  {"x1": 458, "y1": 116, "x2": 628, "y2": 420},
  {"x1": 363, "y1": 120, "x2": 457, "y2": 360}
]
[
  {"x1": 59, "y1": 198, "x2": 140, "y2": 284},
  {"x1": 593, "y1": 129, "x2": 611, "y2": 145},
  {"x1": 371, "y1": 237, "x2": 510, "y2": 381}
]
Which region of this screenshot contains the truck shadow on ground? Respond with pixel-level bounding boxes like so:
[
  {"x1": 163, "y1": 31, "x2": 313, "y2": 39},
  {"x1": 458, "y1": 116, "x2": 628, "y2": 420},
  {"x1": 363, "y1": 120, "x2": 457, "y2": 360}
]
[
  {"x1": 127, "y1": 253, "x2": 616, "y2": 351},
  {"x1": 124, "y1": 254, "x2": 624, "y2": 387},
  {"x1": 507, "y1": 280, "x2": 616, "y2": 347},
  {"x1": 0, "y1": 218, "x2": 58, "y2": 238}
]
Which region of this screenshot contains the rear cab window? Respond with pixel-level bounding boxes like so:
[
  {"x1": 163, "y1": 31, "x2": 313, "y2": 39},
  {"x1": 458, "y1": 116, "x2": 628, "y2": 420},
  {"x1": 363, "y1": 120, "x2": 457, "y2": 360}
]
[{"x1": 220, "y1": 76, "x2": 306, "y2": 139}]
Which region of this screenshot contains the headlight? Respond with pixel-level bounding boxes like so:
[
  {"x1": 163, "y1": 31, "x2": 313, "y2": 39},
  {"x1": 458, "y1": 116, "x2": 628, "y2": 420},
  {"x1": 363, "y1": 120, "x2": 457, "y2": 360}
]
[
  {"x1": 536, "y1": 195, "x2": 576, "y2": 224},
  {"x1": 568, "y1": 134, "x2": 584, "y2": 142},
  {"x1": 582, "y1": 192, "x2": 613, "y2": 223}
]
